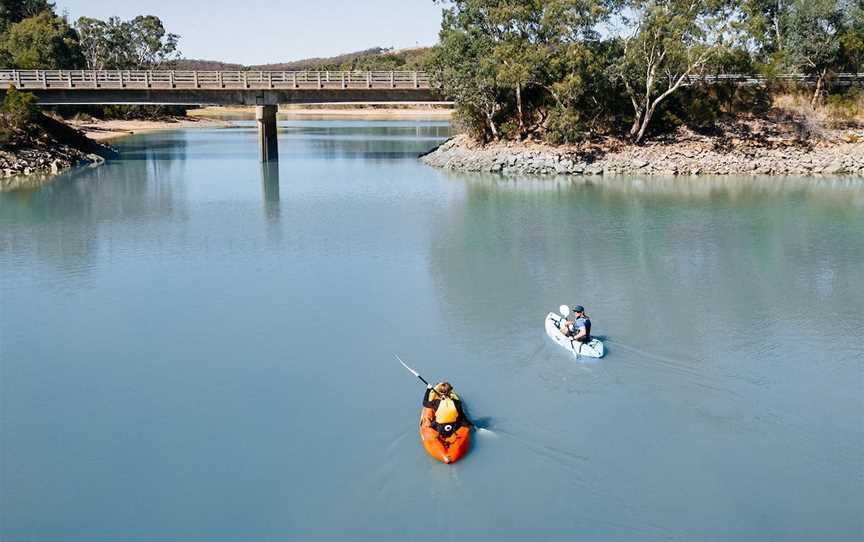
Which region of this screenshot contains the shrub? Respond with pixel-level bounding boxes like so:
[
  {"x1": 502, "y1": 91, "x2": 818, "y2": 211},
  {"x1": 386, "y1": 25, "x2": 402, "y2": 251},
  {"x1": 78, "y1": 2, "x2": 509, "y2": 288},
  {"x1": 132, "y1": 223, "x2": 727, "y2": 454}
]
[
  {"x1": 825, "y1": 88, "x2": 863, "y2": 122},
  {"x1": 544, "y1": 107, "x2": 586, "y2": 145},
  {"x1": 1, "y1": 85, "x2": 39, "y2": 133}
]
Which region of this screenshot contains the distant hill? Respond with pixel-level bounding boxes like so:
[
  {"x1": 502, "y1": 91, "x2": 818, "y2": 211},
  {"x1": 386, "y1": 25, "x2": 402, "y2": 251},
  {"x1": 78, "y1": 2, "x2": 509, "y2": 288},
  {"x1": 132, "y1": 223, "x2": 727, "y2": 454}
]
[
  {"x1": 174, "y1": 59, "x2": 244, "y2": 71},
  {"x1": 176, "y1": 47, "x2": 432, "y2": 72}
]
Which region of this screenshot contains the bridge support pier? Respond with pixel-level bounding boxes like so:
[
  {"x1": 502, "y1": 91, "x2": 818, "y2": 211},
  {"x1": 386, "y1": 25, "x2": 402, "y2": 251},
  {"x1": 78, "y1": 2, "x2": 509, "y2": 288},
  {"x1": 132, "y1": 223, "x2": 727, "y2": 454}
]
[{"x1": 256, "y1": 105, "x2": 278, "y2": 162}]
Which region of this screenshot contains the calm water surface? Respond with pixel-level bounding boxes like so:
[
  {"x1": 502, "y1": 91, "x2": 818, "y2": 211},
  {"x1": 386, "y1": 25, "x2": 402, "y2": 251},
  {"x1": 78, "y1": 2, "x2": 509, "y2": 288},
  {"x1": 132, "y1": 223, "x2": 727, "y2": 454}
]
[{"x1": 2, "y1": 121, "x2": 863, "y2": 541}]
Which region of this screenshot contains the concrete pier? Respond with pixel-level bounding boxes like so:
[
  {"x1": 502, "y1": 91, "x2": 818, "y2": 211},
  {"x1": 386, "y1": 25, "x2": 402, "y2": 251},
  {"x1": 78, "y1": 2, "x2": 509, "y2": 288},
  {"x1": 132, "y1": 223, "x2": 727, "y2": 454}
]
[{"x1": 256, "y1": 105, "x2": 278, "y2": 162}]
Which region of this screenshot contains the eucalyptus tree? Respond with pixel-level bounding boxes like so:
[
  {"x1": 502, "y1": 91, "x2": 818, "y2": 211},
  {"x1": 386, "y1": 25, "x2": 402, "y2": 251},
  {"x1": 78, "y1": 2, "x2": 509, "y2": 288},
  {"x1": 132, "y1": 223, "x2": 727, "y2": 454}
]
[
  {"x1": 782, "y1": 0, "x2": 846, "y2": 106},
  {"x1": 431, "y1": 0, "x2": 613, "y2": 141},
  {"x1": 614, "y1": 0, "x2": 731, "y2": 143},
  {"x1": 74, "y1": 15, "x2": 179, "y2": 70},
  {"x1": 839, "y1": 0, "x2": 864, "y2": 72}
]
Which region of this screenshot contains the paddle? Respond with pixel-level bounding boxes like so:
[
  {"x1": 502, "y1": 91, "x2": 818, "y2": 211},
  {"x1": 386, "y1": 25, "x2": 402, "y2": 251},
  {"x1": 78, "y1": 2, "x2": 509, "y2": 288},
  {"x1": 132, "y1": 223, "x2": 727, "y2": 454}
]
[
  {"x1": 394, "y1": 354, "x2": 492, "y2": 434},
  {"x1": 395, "y1": 354, "x2": 429, "y2": 386}
]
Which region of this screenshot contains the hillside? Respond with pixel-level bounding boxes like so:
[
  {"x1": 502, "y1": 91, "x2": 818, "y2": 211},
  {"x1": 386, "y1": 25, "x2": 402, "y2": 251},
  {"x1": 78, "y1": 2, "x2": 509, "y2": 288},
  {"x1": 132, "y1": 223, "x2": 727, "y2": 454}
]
[{"x1": 175, "y1": 47, "x2": 432, "y2": 72}]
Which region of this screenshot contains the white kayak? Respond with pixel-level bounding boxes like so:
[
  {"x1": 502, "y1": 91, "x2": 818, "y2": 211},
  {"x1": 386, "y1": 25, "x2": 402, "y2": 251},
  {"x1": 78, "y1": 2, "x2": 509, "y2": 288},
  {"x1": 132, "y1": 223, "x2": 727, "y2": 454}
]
[{"x1": 545, "y1": 312, "x2": 605, "y2": 358}]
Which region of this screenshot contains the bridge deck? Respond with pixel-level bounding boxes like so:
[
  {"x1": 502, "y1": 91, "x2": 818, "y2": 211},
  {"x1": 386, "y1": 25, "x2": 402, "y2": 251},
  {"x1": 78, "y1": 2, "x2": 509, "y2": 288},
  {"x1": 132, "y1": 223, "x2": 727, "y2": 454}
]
[
  {"x1": 0, "y1": 70, "x2": 860, "y2": 106},
  {"x1": 0, "y1": 70, "x2": 432, "y2": 90}
]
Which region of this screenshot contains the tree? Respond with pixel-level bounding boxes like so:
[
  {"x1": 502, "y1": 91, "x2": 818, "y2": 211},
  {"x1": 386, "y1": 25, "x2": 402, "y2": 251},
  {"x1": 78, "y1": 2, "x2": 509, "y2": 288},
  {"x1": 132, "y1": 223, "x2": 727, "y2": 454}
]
[
  {"x1": 838, "y1": 1, "x2": 864, "y2": 72},
  {"x1": 74, "y1": 14, "x2": 179, "y2": 70},
  {"x1": 0, "y1": 0, "x2": 54, "y2": 30},
  {"x1": 0, "y1": 10, "x2": 83, "y2": 69},
  {"x1": 74, "y1": 16, "x2": 108, "y2": 70},
  {"x1": 781, "y1": 0, "x2": 845, "y2": 106},
  {"x1": 614, "y1": 0, "x2": 730, "y2": 143},
  {"x1": 430, "y1": 0, "x2": 613, "y2": 141},
  {"x1": 430, "y1": 10, "x2": 502, "y2": 140}
]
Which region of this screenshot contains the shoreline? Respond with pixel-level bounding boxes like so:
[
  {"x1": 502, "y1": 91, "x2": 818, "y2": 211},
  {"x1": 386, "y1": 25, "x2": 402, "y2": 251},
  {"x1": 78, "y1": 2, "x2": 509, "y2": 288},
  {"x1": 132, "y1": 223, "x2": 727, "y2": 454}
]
[
  {"x1": 188, "y1": 105, "x2": 453, "y2": 120},
  {"x1": 66, "y1": 116, "x2": 232, "y2": 142},
  {"x1": 422, "y1": 132, "x2": 864, "y2": 177}
]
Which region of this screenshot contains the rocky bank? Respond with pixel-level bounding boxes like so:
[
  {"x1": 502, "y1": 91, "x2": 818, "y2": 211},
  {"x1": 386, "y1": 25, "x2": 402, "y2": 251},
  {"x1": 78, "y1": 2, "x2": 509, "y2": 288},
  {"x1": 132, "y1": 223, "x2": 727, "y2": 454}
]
[
  {"x1": 0, "y1": 114, "x2": 116, "y2": 190},
  {"x1": 422, "y1": 129, "x2": 864, "y2": 177}
]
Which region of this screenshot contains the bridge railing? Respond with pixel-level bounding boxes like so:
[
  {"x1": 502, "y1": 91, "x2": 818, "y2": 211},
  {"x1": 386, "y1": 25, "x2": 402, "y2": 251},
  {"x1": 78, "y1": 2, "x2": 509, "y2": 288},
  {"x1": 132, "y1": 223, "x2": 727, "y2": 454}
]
[
  {"x1": 0, "y1": 69, "x2": 860, "y2": 92},
  {"x1": 0, "y1": 70, "x2": 433, "y2": 90}
]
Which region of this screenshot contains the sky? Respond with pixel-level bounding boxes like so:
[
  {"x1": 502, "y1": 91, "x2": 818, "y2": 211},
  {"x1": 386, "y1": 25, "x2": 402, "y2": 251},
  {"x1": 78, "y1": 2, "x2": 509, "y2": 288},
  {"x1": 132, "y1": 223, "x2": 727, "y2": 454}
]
[{"x1": 56, "y1": 0, "x2": 445, "y2": 65}]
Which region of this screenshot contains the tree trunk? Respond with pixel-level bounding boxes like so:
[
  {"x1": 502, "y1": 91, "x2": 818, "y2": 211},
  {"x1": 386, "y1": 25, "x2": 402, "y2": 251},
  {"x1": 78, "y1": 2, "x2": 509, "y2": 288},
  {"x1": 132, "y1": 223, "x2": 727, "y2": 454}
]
[
  {"x1": 811, "y1": 69, "x2": 827, "y2": 109},
  {"x1": 634, "y1": 104, "x2": 658, "y2": 144},
  {"x1": 515, "y1": 85, "x2": 525, "y2": 138},
  {"x1": 629, "y1": 112, "x2": 642, "y2": 139},
  {"x1": 485, "y1": 111, "x2": 499, "y2": 140}
]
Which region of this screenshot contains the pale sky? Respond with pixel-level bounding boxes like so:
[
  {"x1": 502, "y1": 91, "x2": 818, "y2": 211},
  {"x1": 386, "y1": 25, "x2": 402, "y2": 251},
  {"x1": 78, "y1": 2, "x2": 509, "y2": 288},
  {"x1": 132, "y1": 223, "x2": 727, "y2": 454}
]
[{"x1": 57, "y1": 0, "x2": 445, "y2": 65}]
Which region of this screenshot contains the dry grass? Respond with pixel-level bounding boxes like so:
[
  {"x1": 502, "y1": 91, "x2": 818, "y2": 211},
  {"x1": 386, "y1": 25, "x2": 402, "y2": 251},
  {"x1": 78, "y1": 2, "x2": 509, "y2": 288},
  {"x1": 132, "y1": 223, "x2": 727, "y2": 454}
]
[{"x1": 770, "y1": 90, "x2": 864, "y2": 141}]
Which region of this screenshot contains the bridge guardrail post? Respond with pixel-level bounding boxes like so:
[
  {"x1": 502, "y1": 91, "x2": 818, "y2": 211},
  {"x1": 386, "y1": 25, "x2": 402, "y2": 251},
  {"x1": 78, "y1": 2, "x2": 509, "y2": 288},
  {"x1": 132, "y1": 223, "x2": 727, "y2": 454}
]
[
  {"x1": 194, "y1": 71, "x2": 199, "y2": 88},
  {"x1": 292, "y1": 72, "x2": 297, "y2": 89},
  {"x1": 169, "y1": 70, "x2": 175, "y2": 88},
  {"x1": 390, "y1": 71, "x2": 394, "y2": 88},
  {"x1": 413, "y1": 72, "x2": 418, "y2": 89},
  {"x1": 317, "y1": 72, "x2": 321, "y2": 89},
  {"x1": 367, "y1": 72, "x2": 371, "y2": 89},
  {"x1": 13, "y1": 70, "x2": 20, "y2": 88}
]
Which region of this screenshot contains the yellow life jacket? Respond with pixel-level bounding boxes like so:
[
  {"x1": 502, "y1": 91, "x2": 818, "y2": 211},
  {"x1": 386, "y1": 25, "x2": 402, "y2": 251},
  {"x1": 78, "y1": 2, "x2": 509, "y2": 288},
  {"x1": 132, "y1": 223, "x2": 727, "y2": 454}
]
[{"x1": 434, "y1": 393, "x2": 460, "y2": 424}]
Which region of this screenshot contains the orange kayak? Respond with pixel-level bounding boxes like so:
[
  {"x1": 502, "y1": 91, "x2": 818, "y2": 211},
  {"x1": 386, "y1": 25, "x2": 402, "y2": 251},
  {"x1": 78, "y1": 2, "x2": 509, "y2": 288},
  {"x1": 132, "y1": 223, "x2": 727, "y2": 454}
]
[{"x1": 419, "y1": 407, "x2": 471, "y2": 464}]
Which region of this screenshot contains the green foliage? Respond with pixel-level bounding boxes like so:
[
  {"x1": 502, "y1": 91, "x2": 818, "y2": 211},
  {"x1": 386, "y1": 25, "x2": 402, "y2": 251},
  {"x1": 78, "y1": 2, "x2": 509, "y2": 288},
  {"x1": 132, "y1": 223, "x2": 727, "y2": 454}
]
[
  {"x1": 544, "y1": 106, "x2": 586, "y2": 144},
  {"x1": 100, "y1": 104, "x2": 187, "y2": 120},
  {"x1": 825, "y1": 87, "x2": 863, "y2": 120},
  {"x1": 75, "y1": 14, "x2": 179, "y2": 70},
  {"x1": 0, "y1": 0, "x2": 55, "y2": 31},
  {"x1": 782, "y1": 0, "x2": 845, "y2": 75},
  {"x1": 431, "y1": 0, "x2": 613, "y2": 141},
  {"x1": 613, "y1": 0, "x2": 732, "y2": 142},
  {"x1": 0, "y1": 10, "x2": 83, "y2": 68},
  {"x1": 1, "y1": 84, "x2": 38, "y2": 134}
]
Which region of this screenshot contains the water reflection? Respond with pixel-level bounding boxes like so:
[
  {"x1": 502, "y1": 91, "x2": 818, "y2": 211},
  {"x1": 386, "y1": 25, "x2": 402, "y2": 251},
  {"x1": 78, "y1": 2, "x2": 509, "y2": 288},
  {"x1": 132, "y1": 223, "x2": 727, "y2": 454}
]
[
  {"x1": 260, "y1": 161, "x2": 280, "y2": 221},
  {"x1": 426, "y1": 171, "x2": 864, "y2": 363},
  {"x1": 0, "y1": 140, "x2": 190, "y2": 279}
]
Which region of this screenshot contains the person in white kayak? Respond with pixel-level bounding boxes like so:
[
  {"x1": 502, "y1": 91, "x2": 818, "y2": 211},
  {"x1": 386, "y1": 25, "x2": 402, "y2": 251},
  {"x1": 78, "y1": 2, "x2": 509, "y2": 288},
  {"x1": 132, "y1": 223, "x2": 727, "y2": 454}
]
[{"x1": 559, "y1": 305, "x2": 592, "y2": 343}]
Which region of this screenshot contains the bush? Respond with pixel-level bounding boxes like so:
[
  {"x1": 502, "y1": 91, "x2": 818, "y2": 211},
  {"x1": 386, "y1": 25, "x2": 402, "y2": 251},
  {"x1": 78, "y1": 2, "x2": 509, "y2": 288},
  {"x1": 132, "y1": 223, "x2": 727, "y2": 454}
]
[
  {"x1": 825, "y1": 88, "x2": 863, "y2": 122},
  {"x1": 101, "y1": 104, "x2": 188, "y2": 120},
  {"x1": 1, "y1": 85, "x2": 39, "y2": 133},
  {"x1": 544, "y1": 106, "x2": 586, "y2": 145}
]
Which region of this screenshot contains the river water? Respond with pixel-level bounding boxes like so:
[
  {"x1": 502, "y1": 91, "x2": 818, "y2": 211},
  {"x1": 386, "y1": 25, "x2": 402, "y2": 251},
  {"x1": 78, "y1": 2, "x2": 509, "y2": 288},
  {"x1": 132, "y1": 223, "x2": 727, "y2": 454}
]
[{"x1": 2, "y1": 121, "x2": 863, "y2": 541}]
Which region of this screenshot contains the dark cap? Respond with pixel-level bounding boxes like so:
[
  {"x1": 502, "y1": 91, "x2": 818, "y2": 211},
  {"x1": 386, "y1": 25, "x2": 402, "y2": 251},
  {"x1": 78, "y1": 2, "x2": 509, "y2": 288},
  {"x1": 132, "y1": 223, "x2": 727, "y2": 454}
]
[{"x1": 572, "y1": 305, "x2": 585, "y2": 313}]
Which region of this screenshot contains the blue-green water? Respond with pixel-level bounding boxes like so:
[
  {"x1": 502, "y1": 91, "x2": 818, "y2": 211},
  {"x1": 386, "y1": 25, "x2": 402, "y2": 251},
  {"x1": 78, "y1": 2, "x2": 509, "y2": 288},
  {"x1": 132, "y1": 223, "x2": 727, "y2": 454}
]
[{"x1": 1, "y1": 121, "x2": 863, "y2": 541}]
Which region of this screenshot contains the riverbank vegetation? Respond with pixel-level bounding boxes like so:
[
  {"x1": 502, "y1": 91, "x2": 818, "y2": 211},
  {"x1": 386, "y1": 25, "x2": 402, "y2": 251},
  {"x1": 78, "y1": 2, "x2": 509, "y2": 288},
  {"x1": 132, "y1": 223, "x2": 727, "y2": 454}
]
[
  {"x1": 0, "y1": 1, "x2": 183, "y2": 120},
  {"x1": 429, "y1": 0, "x2": 864, "y2": 145}
]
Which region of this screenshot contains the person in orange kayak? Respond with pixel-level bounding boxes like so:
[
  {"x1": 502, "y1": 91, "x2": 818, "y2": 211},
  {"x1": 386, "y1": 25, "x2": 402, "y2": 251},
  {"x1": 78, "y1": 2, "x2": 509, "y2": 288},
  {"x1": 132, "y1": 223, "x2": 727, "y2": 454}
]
[{"x1": 422, "y1": 381, "x2": 467, "y2": 434}]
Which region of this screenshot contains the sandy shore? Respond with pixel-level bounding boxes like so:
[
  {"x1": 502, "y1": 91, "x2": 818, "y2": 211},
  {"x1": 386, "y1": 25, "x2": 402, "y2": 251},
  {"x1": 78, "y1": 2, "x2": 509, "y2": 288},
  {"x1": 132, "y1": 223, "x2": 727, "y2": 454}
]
[
  {"x1": 66, "y1": 117, "x2": 232, "y2": 141},
  {"x1": 188, "y1": 105, "x2": 453, "y2": 120}
]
